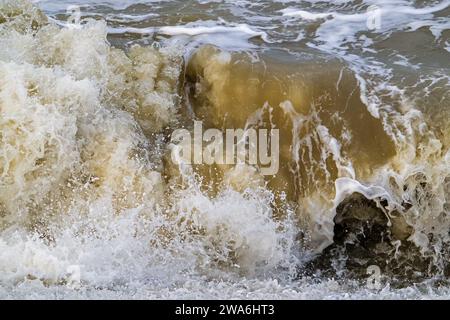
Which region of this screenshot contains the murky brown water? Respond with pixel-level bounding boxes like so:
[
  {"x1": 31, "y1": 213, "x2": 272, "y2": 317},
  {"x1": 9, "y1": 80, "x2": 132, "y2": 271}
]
[{"x1": 0, "y1": 0, "x2": 449, "y2": 299}]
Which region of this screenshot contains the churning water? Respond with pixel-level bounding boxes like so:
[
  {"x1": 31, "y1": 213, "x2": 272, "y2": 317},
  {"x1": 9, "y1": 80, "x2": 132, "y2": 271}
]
[{"x1": 0, "y1": 0, "x2": 449, "y2": 299}]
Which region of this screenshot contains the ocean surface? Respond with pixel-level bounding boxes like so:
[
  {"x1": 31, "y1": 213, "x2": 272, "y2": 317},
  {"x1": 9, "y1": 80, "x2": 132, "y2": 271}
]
[{"x1": 0, "y1": 0, "x2": 449, "y2": 299}]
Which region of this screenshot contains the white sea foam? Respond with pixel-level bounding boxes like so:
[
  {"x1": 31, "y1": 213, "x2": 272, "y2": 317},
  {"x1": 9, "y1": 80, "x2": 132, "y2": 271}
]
[{"x1": 1, "y1": 0, "x2": 449, "y2": 300}]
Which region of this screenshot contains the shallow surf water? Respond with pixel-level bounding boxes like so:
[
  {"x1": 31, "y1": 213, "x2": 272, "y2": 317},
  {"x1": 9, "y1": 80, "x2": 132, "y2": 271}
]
[{"x1": 0, "y1": 0, "x2": 449, "y2": 299}]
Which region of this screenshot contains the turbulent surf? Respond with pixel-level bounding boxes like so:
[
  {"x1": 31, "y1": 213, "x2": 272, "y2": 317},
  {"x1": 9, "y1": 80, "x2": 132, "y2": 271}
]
[{"x1": 0, "y1": 0, "x2": 449, "y2": 299}]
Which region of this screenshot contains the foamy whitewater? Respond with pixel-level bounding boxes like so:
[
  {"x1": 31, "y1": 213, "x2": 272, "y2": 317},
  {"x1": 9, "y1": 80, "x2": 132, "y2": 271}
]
[{"x1": 0, "y1": 0, "x2": 449, "y2": 299}]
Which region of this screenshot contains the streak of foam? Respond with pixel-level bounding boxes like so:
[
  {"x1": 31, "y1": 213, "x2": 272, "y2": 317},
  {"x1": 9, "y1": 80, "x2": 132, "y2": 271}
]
[{"x1": 107, "y1": 21, "x2": 271, "y2": 53}]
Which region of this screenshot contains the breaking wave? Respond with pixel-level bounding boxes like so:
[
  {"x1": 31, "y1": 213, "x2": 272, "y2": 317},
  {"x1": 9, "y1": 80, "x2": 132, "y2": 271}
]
[{"x1": 0, "y1": 0, "x2": 449, "y2": 299}]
